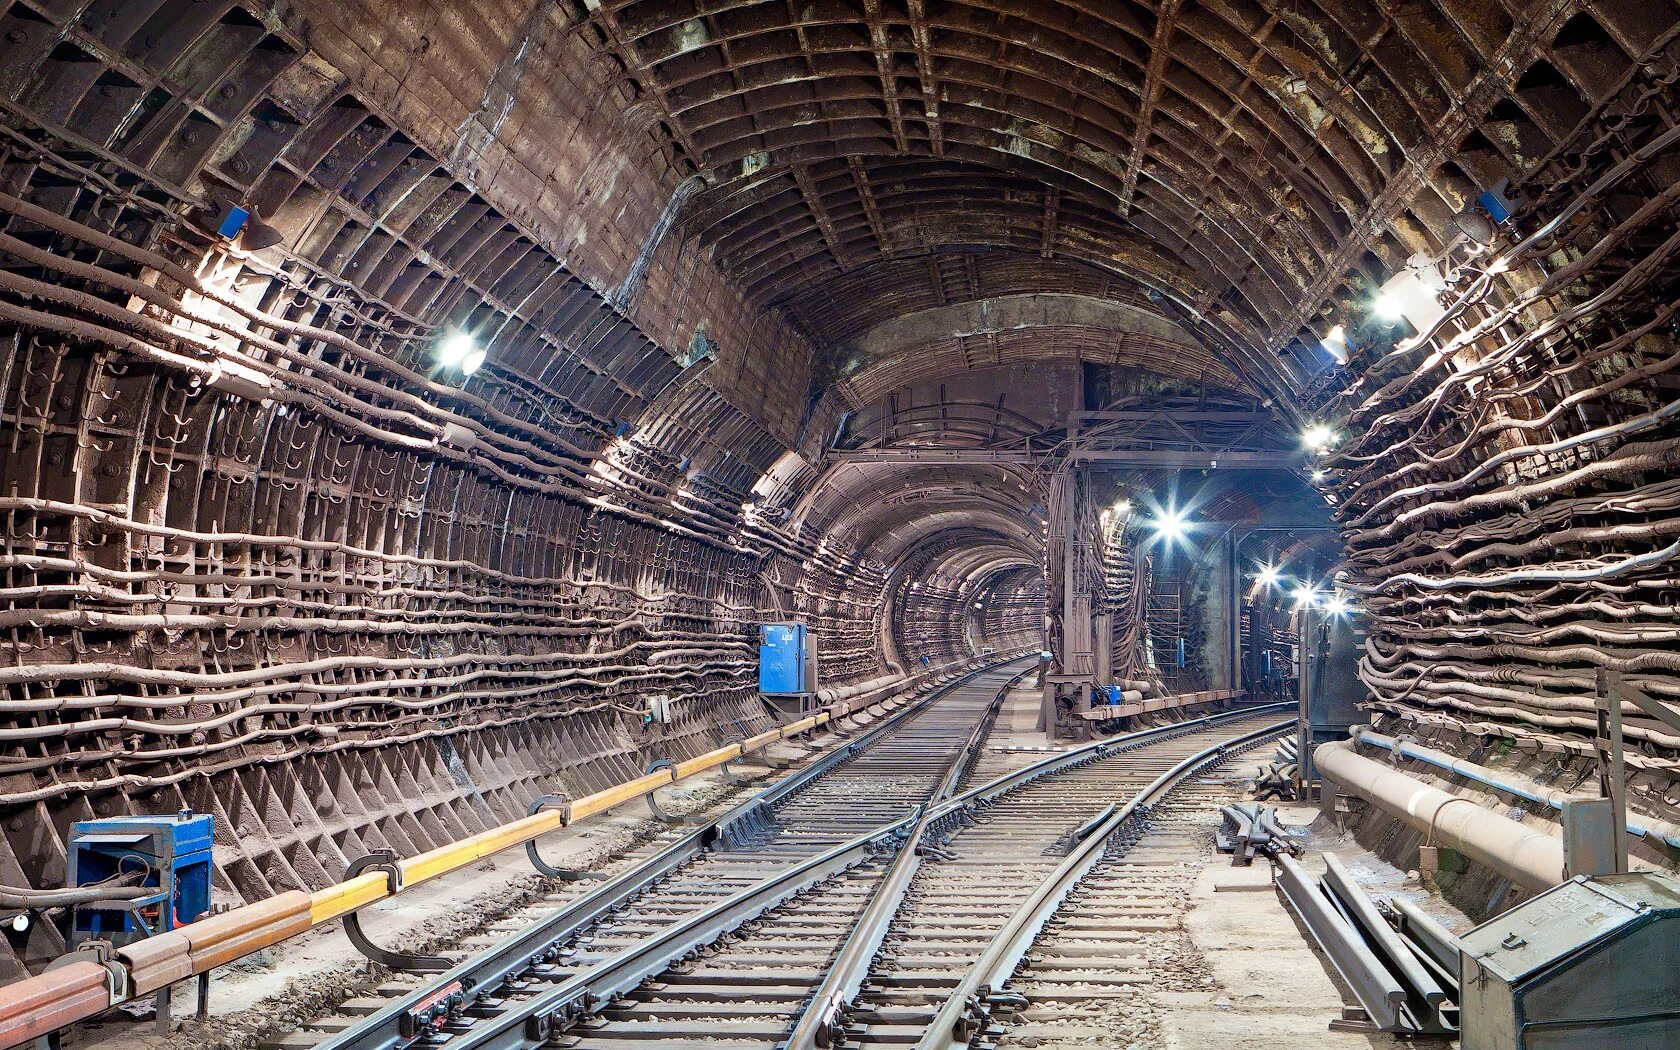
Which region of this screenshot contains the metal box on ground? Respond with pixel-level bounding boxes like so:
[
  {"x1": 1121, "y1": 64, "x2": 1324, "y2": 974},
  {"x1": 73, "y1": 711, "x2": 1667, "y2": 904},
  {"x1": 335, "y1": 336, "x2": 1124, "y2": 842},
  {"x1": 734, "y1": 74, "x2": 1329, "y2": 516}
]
[
  {"x1": 758, "y1": 622, "x2": 816, "y2": 695},
  {"x1": 68, "y1": 810, "x2": 213, "y2": 946},
  {"x1": 1299, "y1": 611, "x2": 1365, "y2": 783},
  {"x1": 1458, "y1": 871, "x2": 1680, "y2": 1049}
]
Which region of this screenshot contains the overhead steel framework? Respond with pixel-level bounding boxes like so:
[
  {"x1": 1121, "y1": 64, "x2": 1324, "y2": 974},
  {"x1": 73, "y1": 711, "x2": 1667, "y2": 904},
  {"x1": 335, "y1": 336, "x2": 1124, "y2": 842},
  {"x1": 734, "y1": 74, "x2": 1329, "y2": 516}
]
[{"x1": 831, "y1": 399, "x2": 1306, "y2": 472}]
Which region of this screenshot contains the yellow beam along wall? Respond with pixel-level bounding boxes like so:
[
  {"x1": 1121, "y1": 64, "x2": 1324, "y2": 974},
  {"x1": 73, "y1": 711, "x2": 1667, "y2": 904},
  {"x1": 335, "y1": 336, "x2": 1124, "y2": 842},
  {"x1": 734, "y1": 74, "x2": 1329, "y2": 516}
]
[
  {"x1": 306, "y1": 704, "x2": 843, "y2": 925},
  {"x1": 7, "y1": 721, "x2": 778, "y2": 1045}
]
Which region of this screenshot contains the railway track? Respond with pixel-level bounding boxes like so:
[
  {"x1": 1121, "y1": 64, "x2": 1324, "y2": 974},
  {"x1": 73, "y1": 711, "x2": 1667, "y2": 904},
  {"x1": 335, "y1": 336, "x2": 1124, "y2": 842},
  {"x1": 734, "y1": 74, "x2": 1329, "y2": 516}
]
[
  {"x1": 983, "y1": 777, "x2": 1286, "y2": 1050},
  {"x1": 263, "y1": 661, "x2": 1030, "y2": 1050},
  {"x1": 819, "y1": 716, "x2": 1285, "y2": 1049},
  {"x1": 267, "y1": 665, "x2": 1288, "y2": 1050}
]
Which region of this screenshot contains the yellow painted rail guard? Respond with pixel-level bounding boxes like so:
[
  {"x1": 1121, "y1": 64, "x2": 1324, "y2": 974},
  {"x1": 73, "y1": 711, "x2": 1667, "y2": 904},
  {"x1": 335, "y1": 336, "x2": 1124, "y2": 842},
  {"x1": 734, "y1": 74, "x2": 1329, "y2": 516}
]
[{"x1": 307, "y1": 711, "x2": 833, "y2": 925}]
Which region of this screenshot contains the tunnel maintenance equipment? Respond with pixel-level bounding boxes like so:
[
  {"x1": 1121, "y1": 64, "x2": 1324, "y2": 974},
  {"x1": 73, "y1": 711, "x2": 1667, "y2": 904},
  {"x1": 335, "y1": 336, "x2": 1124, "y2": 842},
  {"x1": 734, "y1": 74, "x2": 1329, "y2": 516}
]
[
  {"x1": 1458, "y1": 871, "x2": 1680, "y2": 1050},
  {"x1": 758, "y1": 622, "x2": 818, "y2": 714},
  {"x1": 67, "y1": 810, "x2": 213, "y2": 946}
]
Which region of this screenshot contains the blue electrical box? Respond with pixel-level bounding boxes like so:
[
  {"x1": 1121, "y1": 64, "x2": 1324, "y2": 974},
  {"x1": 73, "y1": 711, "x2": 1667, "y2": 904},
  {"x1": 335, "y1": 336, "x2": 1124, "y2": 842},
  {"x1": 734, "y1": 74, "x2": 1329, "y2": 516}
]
[
  {"x1": 759, "y1": 622, "x2": 816, "y2": 695},
  {"x1": 1102, "y1": 684, "x2": 1125, "y2": 706},
  {"x1": 68, "y1": 810, "x2": 213, "y2": 945},
  {"x1": 1477, "y1": 185, "x2": 1515, "y2": 223},
  {"x1": 214, "y1": 204, "x2": 250, "y2": 239}
]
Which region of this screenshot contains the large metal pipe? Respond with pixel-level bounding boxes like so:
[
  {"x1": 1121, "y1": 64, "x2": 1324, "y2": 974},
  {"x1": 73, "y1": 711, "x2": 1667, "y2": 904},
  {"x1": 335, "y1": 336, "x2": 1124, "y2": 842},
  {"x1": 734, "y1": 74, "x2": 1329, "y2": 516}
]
[
  {"x1": 1351, "y1": 726, "x2": 1680, "y2": 850},
  {"x1": 1313, "y1": 739, "x2": 1564, "y2": 891}
]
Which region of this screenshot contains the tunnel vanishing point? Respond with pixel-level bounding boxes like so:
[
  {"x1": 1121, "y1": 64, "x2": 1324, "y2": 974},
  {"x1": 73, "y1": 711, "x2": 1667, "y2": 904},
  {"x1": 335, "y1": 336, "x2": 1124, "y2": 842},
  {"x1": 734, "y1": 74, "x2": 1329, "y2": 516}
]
[{"x1": 0, "y1": 2, "x2": 1679, "y2": 1048}]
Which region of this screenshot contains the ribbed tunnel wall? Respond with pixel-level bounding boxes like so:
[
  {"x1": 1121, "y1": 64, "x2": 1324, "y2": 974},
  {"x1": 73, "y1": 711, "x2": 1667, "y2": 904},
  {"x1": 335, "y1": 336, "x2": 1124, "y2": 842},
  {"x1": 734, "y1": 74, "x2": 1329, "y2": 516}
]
[
  {"x1": 0, "y1": 15, "x2": 793, "y2": 959},
  {"x1": 1330, "y1": 73, "x2": 1680, "y2": 758},
  {"x1": 0, "y1": 1, "x2": 1036, "y2": 976},
  {"x1": 0, "y1": 0, "x2": 1679, "y2": 978}
]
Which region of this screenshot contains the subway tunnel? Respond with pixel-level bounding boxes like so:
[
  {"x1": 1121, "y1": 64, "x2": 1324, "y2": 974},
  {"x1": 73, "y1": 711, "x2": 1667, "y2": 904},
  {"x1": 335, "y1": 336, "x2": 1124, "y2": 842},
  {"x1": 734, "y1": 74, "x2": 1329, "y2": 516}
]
[{"x1": 0, "y1": 2, "x2": 1678, "y2": 1047}]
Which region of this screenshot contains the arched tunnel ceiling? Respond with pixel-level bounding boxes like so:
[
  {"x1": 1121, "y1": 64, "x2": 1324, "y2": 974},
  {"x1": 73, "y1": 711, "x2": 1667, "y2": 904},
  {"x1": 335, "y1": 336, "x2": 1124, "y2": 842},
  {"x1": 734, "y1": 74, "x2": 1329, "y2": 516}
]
[
  {"x1": 774, "y1": 250, "x2": 1163, "y2": 345},
  {"x1": 832, "y1": 291, "x2": 1238, "y2": 404},
  {"x1": 581, "y1": 0, "x2": 1567, "y2": 410},
  {"x1": 795, "y1": 460, "x2": 1040, "y2": 551}
]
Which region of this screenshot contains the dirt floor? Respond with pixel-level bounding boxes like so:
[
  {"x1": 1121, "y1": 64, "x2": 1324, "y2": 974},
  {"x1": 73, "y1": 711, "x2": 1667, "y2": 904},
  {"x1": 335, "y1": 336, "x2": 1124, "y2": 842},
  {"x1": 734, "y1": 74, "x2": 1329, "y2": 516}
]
[
  {"x1": 1167, "y1": 760, "x2": 1467, "y2": 1050},
  {"x1": 985, "y1": 693, "x2": 1471, "y2": 1049}
]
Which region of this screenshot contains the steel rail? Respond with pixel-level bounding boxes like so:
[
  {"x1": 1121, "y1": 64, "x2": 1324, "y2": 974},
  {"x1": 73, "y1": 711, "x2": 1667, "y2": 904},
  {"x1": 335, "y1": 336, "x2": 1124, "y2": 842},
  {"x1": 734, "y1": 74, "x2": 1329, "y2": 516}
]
[
  {"x1": 312, "y1": 657, "x2": 1033, "y2": 1050},
  {"x1": 1322, "y1": 854, "x2": 1448, "y2": 1015},
  {"x1": 928, "y1": 701, "x2": 1293, "y2": 823},
  {"x1": 787, "y1": 701, "x2": 1293, "y2": 1049},
  {"x1": 438, "y1": 811, "x2": 923, "y2": 1050},
  {"x1": 931, "y1": 664, "x2": 1037, "y2": 802},
  {"x1": 1275, "y1": 853, "x2": 1409, "y2": 1032},
  {"x1": 1387, "y1": 894, "x2": 1463, "y2": 977},
  {"x1": 786, "y1": 664, "x2": 1038, "y2": 1048},
  {"x1": 1277, "y1": 854, "x2": 1460, "y2": 1036},
  {"x1": 911, "y1": 717, "x2": 1295, "y2": 1050}
]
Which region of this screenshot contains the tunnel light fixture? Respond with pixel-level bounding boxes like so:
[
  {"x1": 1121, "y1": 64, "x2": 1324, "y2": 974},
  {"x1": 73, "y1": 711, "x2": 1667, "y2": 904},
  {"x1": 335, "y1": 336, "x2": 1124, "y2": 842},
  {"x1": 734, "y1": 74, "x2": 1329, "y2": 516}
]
[
  {"x1": 1255, "y1": 564, "x2": 1282, "y2": 588},
  {"x1": 1372, "y1": 263, "x2": 1448, "y2": 331},
  {"x1": 1373, "y1": 288, "x2": 1407, "y2": 323},
  {"x1": 1311, "y1": 468, "x2": 1328, "y2": 482},
  {"x1": 1293, "y1": 584, "x2": 1318, "y2": 609},
  {"x1": 1302, "y1": 422, "x2": 1336, "y2": 453},
  {"x1": 1149, "y1": 508, "x2": 1190, "y2": 545},
  {"x1": 1325, "y1": 593, "x2": 1351, "y2": 616},
  {"x1": 1321, "y1": 324, "x2": 1349, "y2": 363},
  {"x1": 436, "y1": 329, "x2": 480, "y2": 371}
]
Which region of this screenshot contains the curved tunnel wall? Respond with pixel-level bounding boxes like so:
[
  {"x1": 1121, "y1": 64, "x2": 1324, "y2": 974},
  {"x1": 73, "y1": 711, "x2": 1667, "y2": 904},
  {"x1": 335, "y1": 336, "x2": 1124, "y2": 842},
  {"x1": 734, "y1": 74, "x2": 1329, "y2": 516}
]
[{"x1": 0, "y1": 9, "x2": 801, "y2": 973}]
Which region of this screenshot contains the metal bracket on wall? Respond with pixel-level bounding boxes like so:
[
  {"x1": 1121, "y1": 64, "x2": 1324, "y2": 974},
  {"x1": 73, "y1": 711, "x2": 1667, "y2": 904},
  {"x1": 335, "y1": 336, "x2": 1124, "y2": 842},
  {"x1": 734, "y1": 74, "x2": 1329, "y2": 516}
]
[
  {"x1": 718, "y1": 748, "x2": 752, "y2": 786},
  {"x1": 1594, "y1": 669, "x2": 1680, "y2": 874},
  {"x1": 524, "y1": 795, "x2": 606, "y2": 882},
  {"x1": 643, "y1": 759, "x2": 688, "y2": 824},
  {"x1": 341, "y1": 851, "x2": 451, "y2": 973},
  {"x1": 718, "y1": 723, "x2": 756, "y2": 785}
]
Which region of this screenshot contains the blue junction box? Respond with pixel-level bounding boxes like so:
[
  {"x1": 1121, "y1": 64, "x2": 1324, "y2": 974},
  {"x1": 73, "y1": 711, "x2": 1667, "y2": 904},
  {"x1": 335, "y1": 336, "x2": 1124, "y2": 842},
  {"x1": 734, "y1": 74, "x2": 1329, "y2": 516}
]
[
  {"x1": 759, "y1": 622, "x2": 815, "y2": 695},
  {"x1": 68, "y1": 810, "x2": 213, "y2": 944}
]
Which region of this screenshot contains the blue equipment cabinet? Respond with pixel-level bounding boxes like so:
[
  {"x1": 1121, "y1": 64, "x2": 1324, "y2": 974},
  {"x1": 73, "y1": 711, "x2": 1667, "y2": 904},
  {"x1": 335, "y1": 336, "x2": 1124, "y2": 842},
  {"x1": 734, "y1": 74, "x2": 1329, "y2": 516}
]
[
  {"x1": 68, "y1": 810, "x2": 213, "y2": 946},
  {"x1": 758, "y1": 622, "x2": 816, "y2": 695}
]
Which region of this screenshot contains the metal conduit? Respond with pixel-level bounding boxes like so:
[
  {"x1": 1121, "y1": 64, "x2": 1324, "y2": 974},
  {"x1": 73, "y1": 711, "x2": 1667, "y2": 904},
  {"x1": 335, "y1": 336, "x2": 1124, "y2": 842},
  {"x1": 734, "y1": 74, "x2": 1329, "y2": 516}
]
[
  {"x1": 1313, "y1": 740, "x2": 1565, "y2": 892},
  {"x1": 1351, "y1": 727, "x2": 1680, "y2": 851}
]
